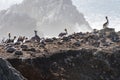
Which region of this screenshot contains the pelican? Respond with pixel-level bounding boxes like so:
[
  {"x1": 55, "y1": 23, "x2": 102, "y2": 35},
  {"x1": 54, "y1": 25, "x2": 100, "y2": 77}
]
[
  {"x1": 103, "y1": 16, "x2": 109, "y2": 29},
  {"x1": 31, "y1": 30, "x2": 40, "y2": 42},
  {"x1": 58, "y1": 28, "x2": 68, "y2": 37}
]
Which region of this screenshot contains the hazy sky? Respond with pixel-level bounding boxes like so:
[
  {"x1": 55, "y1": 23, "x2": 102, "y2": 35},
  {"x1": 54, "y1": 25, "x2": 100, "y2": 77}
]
[
  {"x1": 72, "y1": 0, "x2": 120, "y2": 31},
  {"x1": 0, "y1": 0, "x2": 23, "y2": 10},
  {"x1": 0, "y1": 0, "x2": 120, "y2": 31}
]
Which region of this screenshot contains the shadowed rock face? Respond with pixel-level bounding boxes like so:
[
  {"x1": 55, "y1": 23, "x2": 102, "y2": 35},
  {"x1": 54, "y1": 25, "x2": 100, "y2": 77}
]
[
  {"x1": 0, "y1": 0, "x2": 92, "y2": 38},
  {"x1": 0, "y1": 58, "x2": 26, "y2": 80},
  {"x1": 7, "y1": 49, "x2": 120, "y2": 80}
]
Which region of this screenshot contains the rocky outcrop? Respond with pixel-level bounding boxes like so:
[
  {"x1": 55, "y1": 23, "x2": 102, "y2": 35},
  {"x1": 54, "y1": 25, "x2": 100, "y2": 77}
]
[
  {"x1": 7, "y1": 48, "x2": 120, "y2": 80},
  {"x1": 0, "y1": 28, "x2": 120, "y2": 80},
  {"x1": 0, "y1": 58, "x2": 26, "y2": 80}
]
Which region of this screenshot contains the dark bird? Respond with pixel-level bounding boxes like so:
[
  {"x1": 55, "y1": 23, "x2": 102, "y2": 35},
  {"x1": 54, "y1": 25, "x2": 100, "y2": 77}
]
[
  {"x1": 17, "y1": 36, "x2": 25, "y2": 43},
  {"x1": 31, "y1": 30, "x2": 40, "y2": 42},
  {"x1": 11, "y1": 36, "x2": 16, "y2": 43},
  {"x1": 58, "y1": 28, "x2": 68, "y2": 37},
  {"x1": 8, "y1": 33, "x2": 11, "y2": 40},
  {"x1": 103, "y1": 16, "x2": 109, "y2": 29},
  {"x1": 5, "y1": 33, "x2": 16, "y2": 43}
]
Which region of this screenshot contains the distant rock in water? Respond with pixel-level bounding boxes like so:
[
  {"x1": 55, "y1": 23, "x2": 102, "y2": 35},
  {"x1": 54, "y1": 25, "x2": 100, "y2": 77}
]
[
  {"x1": 0, "y1": 58, "x2": 26, "y2": 80},
  {"x1": 0, "y1": 0, "x2": 92, "y2": 37}
]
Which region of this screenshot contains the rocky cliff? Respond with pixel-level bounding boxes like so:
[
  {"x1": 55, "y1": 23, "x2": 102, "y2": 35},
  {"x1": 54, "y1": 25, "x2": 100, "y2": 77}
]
[
  {"x1": 7, "y1": 49, "x2": 120, "y2": 80},
  {"x1": 0, "y1": 28, "x2": 120, "y2": 80},
  {"x1": 0, "y1": 58, "x2": 26, "y2": 80}
]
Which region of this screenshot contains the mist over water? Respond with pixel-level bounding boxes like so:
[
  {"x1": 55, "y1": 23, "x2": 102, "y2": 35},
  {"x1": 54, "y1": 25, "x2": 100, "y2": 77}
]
[{"x1": 0, "y1": 0, "x2": 92, "y2": 39}]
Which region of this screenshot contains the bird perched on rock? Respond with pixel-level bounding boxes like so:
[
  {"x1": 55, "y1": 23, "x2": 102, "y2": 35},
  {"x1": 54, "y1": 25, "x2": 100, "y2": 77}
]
[
  {"x1": 31, "y1": 30, "x2": 40, "y2": 42},
  {"x1": 5, "y1": 33, "x2": 16, "y2": 43},
  {"x1": 103, "y1": 16, "x2": 109, "y2": 29},
  {"x1": 58, "y1": 28, "x2": 68, "y2": 37},
  {"x1": 17, "y1": 36, "x2": 25, "y2": 43}
]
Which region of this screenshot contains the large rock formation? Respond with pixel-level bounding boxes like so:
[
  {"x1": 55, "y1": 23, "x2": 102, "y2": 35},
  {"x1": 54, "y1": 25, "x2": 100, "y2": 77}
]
[
  {"x1": 0, "y1": 0, "x2": 92, "y2": 37},
  {"x1": 0, "y1": 58, "x2": 26, "y2": 80},
  {"x1": 7, "y1": 49, "x2": 120, "y2": 80},
  {"x1": 0, "y1": 27, "x2": 120, "y2": 80}
]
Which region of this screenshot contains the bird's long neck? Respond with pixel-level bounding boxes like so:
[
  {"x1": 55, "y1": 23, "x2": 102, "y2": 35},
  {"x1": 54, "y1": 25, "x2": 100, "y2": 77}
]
[
  {"x1": 8, "y1": 34, "x2": 11, "y2": 39},
  {"x1": 106, "y1": 18, "x2": 109, "y2": 23},
  {"x1": 35, "y1": 31, "x2": 37, "y2": 36},
  {"x1": 65, "y1": 30, "x2": 68, "y2": 34}
]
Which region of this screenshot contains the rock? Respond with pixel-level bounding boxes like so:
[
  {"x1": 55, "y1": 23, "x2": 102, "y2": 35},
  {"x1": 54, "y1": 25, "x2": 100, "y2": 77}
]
[
  {"x1": 14, "y1": 51, "x2": 23, "y2": 55},
  {"x1": 57, "y1": 41, "x2": 63, "y2": 45},
  {"x1": 0, "y1": 58, "x2": 26, "y2": 80},
  {"x1": 5, "y1": 49, "x2": 117, "y2": 80},
  {"x1": 6, "y1": 47, "x2": 16, "y2": 53},
  {"x1": 14, "y1": 42, "x2": 21, "y2": 45},
  {"x1": 52, "y1": 37, "x2": 57, "y2": 41},
  {"x1": 102, "y1": 42, "x2": 110, "y2": 47},
  {"x1": 45, "y1": 38, "x2": 53, "y2": 43},
  {"x1": 73, "y1": 41, "x2": 81, "y2": 47},
  {"x1": 28, "y1": 48, "x2": 36, "y2": 52},
  {"x1": 21, "y1": 45, "x2": 28, "y2": 49},
  {"x1": 62, "y1": 37, "x2": 70, "y2": 42},
  {"x1": 108, "y1": 32, "x2": 119, "y2": 42},
  {"x1": 5, "y1": 44, "x2": 13, "y2": 49},
  {"x1": 39, "y1": 44, "x2": 45, "y2": 48},
  {"x1": 21, "y1": 45, "x2": 28, "y2": 51},
  {"x1": 92, "y1": 41, "x2": 100, "y2": 47}
]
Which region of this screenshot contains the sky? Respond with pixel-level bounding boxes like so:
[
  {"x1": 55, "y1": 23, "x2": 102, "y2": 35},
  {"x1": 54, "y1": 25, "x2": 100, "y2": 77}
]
[{"x1": 0, "y1": 0, "x2": 120, "y2": 31}]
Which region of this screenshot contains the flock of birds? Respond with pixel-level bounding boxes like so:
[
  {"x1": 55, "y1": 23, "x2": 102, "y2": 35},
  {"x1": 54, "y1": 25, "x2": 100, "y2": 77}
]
[
  {"x1": 1, "y1": 28, "x2": 69, "y2": 45},
  {"x1": 0, "y1": 16, "x2": 111, "y2": 60},
  {"x1": 1, "y1": 16, "x2": 109, "y2": 44}
]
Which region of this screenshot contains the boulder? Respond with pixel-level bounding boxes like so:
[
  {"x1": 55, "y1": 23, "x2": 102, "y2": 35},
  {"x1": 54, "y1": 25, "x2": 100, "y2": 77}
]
[
  {"x1": 0, "y1": 58, "x2": 26, "y2": 80},
  {"x1": 21, "y1": 45, "x2": 28, "y2": 51},
  {"x1": 62, "y1": 37, "x2": 70, "y2": 42},
  {"x1": 14, "y1": 51, "x2": 23, "y2": 55},
  {"x1": 6, "y1": 47, "x2": 16, "y2": 53},
  {"x1": 73, "y1": 41, "x2": 81, "y2": 47},
  {"x1": 21, "y1": 45, "x2": 28, "y2": 49},
  {"x1": 28, "y1": 48, "x2": 36, "y2": 52},
  {"x1": 45, "y1": 38, "x2": 54, "y2": 43}
]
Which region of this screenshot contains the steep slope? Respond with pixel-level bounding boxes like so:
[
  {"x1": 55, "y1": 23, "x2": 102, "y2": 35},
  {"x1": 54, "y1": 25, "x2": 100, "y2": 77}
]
[
  {"x1": 0, "y1": 58, "x2": 26, "y2": 80},
  {"x1": 0, "y1": 0, "x2": 92, "y2": 37},
  {"x1": 7, "y1": 49, "x2": 118, "y2": 80}
]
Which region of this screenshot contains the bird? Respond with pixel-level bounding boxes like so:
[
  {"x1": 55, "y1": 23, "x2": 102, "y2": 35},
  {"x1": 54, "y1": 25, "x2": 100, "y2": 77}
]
[
  {"x1": 103, "y1": 16, "x2": 109, "y2": 29},
  {"x1": 5, "y1": 33, "x2": 16, "y2": 43},
  {"x1": 31, "y1": 30, "x2": 40, "y2": 42},
  {"x1": 17, "y1": 36, "x2": 25, "y2": 43},
  {"x1": 8, "y1": 33, "x2": 11, "y2": 40},
  {"x1": 58, "y1": 28, "x2": 68, "y2": 37},
  {"x1": 11, "y1": 36, "x2": 16, "y2": 43}
]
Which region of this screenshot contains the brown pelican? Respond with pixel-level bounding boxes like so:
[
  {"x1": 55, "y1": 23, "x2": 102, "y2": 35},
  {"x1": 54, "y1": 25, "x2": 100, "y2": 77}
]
[
  {"x1": 103, "y1": 16, "x2": 109, "y2": 29},
  {"x1": 58, "y1": 28, "x2": 68, "y2": 37},
  {"x1": 5, "y1": 33, "x2": 16, "y2": 43},
  {"x1": 31, "y1": 30, "x2": 40, "y2": 42},
  {"x1": 17, "y1": 36, "x2": 25, "y2": 43}
]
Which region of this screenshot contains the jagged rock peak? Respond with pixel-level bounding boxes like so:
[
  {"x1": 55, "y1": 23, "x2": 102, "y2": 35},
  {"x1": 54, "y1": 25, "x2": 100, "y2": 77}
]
[{"x1": 0, "y1": 0, "x2": 92, "y2": 37}]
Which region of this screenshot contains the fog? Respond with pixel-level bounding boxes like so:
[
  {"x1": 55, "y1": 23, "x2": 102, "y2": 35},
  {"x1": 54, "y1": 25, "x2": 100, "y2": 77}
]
[{"x1": 0, "y1": 0, "x2": 92, "y2": 39}]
